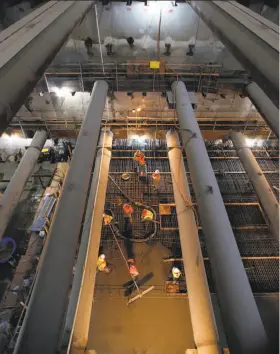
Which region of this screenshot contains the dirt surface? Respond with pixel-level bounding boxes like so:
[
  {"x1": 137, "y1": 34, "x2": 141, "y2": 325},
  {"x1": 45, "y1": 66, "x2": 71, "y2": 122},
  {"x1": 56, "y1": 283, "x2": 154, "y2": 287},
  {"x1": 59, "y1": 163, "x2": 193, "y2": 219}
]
[{"x1": 88, "y1": 243, "x2": 195, "y2": 354}]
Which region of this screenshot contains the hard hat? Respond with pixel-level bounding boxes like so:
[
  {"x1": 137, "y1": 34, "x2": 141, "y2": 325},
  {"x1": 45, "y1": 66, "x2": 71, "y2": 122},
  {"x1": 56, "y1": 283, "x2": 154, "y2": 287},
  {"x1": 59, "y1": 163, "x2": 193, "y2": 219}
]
[
  {"x1": 172, "y1": 267, "x2": 180, "y2": 274},
  {"x1": 154, "y1": 170, "x2": 160, "y2": 174},
  {"x1": 99, "y1": 254, "x2": 106, "y2": 260}
]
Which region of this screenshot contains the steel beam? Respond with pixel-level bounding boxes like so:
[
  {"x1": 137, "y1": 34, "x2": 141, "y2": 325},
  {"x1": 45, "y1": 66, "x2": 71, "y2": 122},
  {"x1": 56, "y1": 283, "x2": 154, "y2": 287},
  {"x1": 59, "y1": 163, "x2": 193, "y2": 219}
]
[
  {"x1": 0, "y1": 1, "x2": 93, "y2": 135},
  {"x1": 68, "y1": 128, "x2": 113, "y2": 354},
  {"x1": 172, "y1": 81, "x2": 268, "y2": 354},
  {"x1": 189, "y1": 1, "x2": 279, "y2": 106},
  {"x1": 0, "y1": 130, "x2": 47, "y2": 241},
  {"x1": 14, "y1": 80, "x2": 108, "y2": 354},
  {"x1": 62, "y1": 128, "x2": 113, "y2": 351},
  {"x1": 245, "y1": 82, "x2": 279, "y2": 137},
  {"x1": 231, "y1": 131, "x2": 279, "y2": 239},
  {"x1": 166, "y1": 130, "x2": 220, "y2": 354}
]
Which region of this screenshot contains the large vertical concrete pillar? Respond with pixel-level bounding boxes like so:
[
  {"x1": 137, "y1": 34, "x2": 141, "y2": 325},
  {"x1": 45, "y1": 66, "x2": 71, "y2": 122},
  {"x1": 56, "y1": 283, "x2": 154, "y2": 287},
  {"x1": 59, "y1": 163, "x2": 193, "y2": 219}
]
[
  {"x1": 69, "y1": 129, "x2": 113, "y2": 354},
  {"x1": 0, "y1": 130, "x2": 47, "y2": 241},
  {"x1": 62, "y1": 128, "x2": 112, "y2": 349},
  {"x1": 172, "y1": 81, "x2": 268, "y2": 354},
  {"x1": 231, "y1": 131, "x2": 279, "y2": 239},
  {"x1": 166, "y1": 130, "x2": 220, "y2": 354},
  {"x1": 14, "y1": 81, "x2": 108, "y2": 354}
]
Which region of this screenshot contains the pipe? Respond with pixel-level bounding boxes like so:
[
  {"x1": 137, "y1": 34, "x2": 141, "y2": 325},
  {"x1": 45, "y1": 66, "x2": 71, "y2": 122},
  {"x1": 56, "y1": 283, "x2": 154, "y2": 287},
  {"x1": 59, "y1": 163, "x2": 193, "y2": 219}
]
[
  {"x1": 245, "y1": 82, "x2": 279, "y2": 138},
  {"x1": 69, "y1": 129, "x2": 113, "y2": 354},
  {"x1": 61, "y1": 128, "x2": 112, "y2": 349},
  {"x1": 14, "y1": 80, "x2": 108, "y2": 354},
  {"x1": 172, "y1": 81, "x2": 268, "y2": 354},
  {"x1": 231, "y1": 131, "x2": 279, "y2": 239},
  {"x1": 166, "y1": 130, "x2": 220, "y2": 354},
  {"x1": 0, "y1": 130, "x2": 47, "y2": 241},
  {"x1": 189, "y1": 1, "x2": 279, "y2": 105},
  {"x1": 0, "y1": 1, "x2": 93, "y2": 135}
]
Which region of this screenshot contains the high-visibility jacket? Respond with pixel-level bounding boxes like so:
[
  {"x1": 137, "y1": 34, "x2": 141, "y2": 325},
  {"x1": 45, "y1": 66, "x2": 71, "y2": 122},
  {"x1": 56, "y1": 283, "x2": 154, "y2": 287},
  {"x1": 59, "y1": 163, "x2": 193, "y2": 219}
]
[
  {"x1": 97, "y1": 256, "x2": 107, "y2": 271},
  {"x1": 133, "y1": 151, "x2": 145, "y2": 162},
  {"x1": 152, "y1": 172, "x2": 160, "y2": 182},
  {"x1": 139, "y1": 157, "x2": 146, "y2": 166},
  {"x1": 103, "y1": 214, "x2": 113, "y2": 225},
  {"x1": 172, "y1": 268, "x2": 181, "y2": 279},
  {"x1": 123, "y1": 203, "x2": 134, "y2": 216},
  {"x1": 141, "y1": 209, "x2": 153, "y2": 221}
]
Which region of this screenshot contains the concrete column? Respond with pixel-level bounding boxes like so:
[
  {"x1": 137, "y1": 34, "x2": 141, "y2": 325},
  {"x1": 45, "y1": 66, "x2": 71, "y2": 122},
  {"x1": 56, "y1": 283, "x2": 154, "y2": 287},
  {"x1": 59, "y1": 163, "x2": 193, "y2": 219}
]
[
  {"x1": 166, "y1": 130, "x2": 220, "y2": 354},
  {"x1": 245, "y1": 82, "x2": 279, "y2": 138},
  {"x1": 69, "y1": 129, "x2": 113, "y2": 354},
  {"x1": 231, "y1": 131, "x2": 279, "y2": 239},
  {"x1": 14, "y1": 81, "x2": 108, "y2": 354},
  {"x1": 62, "y1": 128, "x2": 112, "y2": 349},
  {"x1": 172, "y1": 81, "x2": 268, "y2": 354},
  {"x1": 0, "y1": 130, "x2": 47, "y2": 241}
]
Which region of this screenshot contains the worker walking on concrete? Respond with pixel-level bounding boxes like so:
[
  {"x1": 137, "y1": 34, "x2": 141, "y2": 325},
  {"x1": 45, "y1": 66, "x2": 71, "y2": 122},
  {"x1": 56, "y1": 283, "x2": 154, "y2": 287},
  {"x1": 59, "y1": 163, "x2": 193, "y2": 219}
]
[
  {"x1": 172, "y1": 267, "x2": 181, "y2": 283},
  {"x1": 152, "y1": 169, "x2": 160, "y2": 190},
  {"x1": 97, "y1": 254, "x2": 111, "y2": 273}
]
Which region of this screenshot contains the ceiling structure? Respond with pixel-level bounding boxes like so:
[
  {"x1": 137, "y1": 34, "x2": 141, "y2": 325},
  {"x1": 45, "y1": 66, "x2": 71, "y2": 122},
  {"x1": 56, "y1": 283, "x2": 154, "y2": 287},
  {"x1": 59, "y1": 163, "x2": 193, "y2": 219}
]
[{"x1": 0, "y1": 0, "x2": 277, "y2": 139}]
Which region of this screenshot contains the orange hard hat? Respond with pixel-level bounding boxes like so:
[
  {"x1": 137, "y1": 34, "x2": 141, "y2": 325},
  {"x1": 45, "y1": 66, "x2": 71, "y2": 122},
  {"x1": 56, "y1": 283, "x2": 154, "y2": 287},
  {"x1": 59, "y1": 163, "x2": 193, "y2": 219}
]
[{"x1": 123, "y1": 203, "x2": 133, "y2": 213}]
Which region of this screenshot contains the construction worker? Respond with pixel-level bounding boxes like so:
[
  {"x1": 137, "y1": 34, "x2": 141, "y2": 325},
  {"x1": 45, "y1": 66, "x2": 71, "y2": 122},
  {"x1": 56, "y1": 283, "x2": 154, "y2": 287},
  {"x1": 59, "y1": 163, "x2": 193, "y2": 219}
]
[
  {"x1": 133, "y1": 149, "x2": 145, "y2": 163},
  {"x1": 123, "y1": 203, "x2": 134, "y2": 219},
  {"x1": 97, "y1": 254, "x2": 111, "y2": 273},
  {"x1": 172, "y1": 267, "x2": 181, "y2": 283},
  {"x1": 127, "y1": 259, "x2": 139, "y2": 280},
  {"x1": 103, "y1": 213, "x2": 113, "y2": 225},
  {"x1": 152, "y1": 169, "x2": 160, "y2": 189},
  {"x1": 141, "y1": 208, "x2": 154, "y2": 221}
]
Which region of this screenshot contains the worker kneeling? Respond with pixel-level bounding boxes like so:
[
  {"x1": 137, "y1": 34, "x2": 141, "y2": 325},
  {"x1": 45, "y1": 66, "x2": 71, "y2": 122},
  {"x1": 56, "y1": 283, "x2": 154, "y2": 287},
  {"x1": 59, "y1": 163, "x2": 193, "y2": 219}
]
[{"x1": 97, "y1": 254, "x2": 111, "y2": 273}]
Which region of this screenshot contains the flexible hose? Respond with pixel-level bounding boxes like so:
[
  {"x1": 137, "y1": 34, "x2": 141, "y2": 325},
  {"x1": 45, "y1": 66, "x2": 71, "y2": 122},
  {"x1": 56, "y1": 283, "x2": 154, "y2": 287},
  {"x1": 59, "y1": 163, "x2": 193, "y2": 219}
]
[{"x1": 108, "y1": 176, "x2": 157, "y2": 243}]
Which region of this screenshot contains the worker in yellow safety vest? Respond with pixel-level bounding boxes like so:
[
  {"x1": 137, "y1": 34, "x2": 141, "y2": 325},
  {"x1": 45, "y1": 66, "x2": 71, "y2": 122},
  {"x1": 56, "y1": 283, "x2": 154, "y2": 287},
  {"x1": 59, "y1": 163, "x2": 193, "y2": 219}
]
[
  {"x1": 152, "y1": 169, "x2": 160, "y2": 189},
  {"x1": 172, "y1": 267, "x2": 181, "y2": 282},
  {"x1": 97, "y1": 254, "x2": 111, "y2": 273},
  {"x1": 141, "y1": 208, "x2": 153, "y2": 221},
  {"x1": 103, "y1": 213, "x2": 113, "y2": 225}
]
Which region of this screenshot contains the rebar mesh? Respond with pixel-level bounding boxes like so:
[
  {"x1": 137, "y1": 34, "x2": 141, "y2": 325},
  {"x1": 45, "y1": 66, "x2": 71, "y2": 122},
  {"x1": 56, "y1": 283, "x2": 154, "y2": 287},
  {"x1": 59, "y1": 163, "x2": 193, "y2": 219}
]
[{"x1": 100, "y1": 138, "x2": 279, "y2": 292}]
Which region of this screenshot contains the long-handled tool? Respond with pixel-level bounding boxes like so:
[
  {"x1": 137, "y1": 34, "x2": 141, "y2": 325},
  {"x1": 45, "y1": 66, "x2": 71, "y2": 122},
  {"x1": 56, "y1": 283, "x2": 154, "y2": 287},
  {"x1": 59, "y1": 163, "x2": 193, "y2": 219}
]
[{"x1": 108, "y1": 224, "x2": 154, "y2": 305}]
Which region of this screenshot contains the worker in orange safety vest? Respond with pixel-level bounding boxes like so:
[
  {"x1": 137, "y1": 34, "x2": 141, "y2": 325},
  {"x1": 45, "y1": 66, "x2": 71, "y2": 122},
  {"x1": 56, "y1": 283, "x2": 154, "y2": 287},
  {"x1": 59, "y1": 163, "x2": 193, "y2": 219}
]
[
  {"x1": 123, "y1": 203, "x2": 134, "y2": 219},
  {"x1": 152, "y1": 169, "x2": 160, "y2": 189},
  {"x1": 133, "y1": 150, "x2": 145, "y2": 163}
]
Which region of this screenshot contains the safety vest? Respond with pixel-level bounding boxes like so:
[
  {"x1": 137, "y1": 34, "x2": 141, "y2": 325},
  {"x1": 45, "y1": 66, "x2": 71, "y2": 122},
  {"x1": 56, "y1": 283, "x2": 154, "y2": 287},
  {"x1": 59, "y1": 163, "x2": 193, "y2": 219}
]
[
  {"x1": 172, "y1": 268, "x2": 181, "y2": 279},
  {"x1": 134, "y1": 151, "x2": 144, "y2": 162},
  {"x1": 152, "y1": 172, "x2": 160, "y2": 182},
  {"x1": 97, "y1": 256, "x2": 107, "y2": 271},
  {"x1": 123, "y1": 204, "x2": 134, "y2": 216},
  {"x1": 142, "y1": 209, "x2": 153, "y2": 220},
  {"x1": 103, "y1": 214, "x2": 113, "y2": 225},
  {"x1": 139, "y1": 157, "x2": 146, "y2": 166}
]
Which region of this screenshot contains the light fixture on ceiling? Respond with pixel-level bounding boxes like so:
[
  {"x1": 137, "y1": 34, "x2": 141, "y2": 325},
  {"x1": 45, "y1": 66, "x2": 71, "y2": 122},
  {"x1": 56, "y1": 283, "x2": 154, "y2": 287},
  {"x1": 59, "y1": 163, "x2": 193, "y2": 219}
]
[
  {"x1": 132, "y1": 109, "x2": 136, "y2": 113},
  {"x1": 51, "y1": 86, "x2": 71, "y2": 97},
  {"x1": 245, "y1": 138, "x2": 263, "y2": 148},
  {"x1": 39, "y1": 92, "x2": 44, "y2": 97},
  {"x1": 137, "y1": 107, "x2": 141, "y2": 112}
]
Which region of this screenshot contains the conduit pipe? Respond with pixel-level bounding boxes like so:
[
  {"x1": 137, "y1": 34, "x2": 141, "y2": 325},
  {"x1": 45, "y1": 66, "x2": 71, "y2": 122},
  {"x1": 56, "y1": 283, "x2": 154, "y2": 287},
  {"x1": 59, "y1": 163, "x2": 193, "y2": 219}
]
[
  {"x1": 69, "y1": 128, "x2": 113, "y2": 354},
  {"x1": 0, "y1": 130, "x2": 47, "y2": 241},
  {"x1": 231, "y1": 131, "x2": 279, "y2": 239},
  {"x1": 172, "y1": 81, "x2": 268, "y2": 354},
  {"x1": 14, "y1": 81, "x2": 108, "y2": 354},
  {"x1": 166, "y1": 130, "x2": 220, "y2": 354}
]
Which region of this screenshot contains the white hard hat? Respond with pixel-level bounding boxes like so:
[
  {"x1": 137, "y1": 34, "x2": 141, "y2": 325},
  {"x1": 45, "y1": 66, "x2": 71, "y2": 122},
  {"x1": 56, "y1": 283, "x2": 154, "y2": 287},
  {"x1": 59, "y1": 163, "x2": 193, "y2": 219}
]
[
  {"x1": 172, "y1": 267, "x2": 180, "y2": 274},
  {"x1": 99, "y1": 254, "x2": 106, "y2": 259},
  {"x1": 155, "y1": 170, "x2": 160, "y2": 174}
]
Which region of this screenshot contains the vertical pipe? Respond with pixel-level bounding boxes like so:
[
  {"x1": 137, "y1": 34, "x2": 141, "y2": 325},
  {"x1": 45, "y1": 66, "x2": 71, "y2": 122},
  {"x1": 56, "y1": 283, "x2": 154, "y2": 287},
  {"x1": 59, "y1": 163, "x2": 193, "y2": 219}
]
[
  {"x1": 166, "y1": 130, "x2": 220, "y2": 354},
  {"x1": 69, "y1": 129, "x2": 113, "y2": 353},
  {"x1": 231, "y1": 131, "x2": 279, "y2": 239},
  {"x1": 0, "y1": 130, "x2": 47, "y2": 241},
  {"x1": 14, "y1": 81, "x2": 108, "y2": 354},
  {"x1": 62, "y1": 128, "x2": 111, "y2": 348},
  {"x1": 172, "y1": 81, "x2": 268, "y2": 354}
]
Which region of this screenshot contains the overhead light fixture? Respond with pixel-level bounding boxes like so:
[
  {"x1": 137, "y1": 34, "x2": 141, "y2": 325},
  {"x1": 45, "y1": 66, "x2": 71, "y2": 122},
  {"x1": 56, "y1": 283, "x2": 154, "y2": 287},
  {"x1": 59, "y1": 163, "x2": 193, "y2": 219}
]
[
  {"x1": 39, "y1": 92, "x2": 44, "y2": 97},
  {"x1": 132, "y1": 109, "x2": 136, "y2": 113},
  {"x1": 137, "y1": 107, "x2": 141, "y2": 112},
  {"x1": 51, "y1": 86, "x2": 71, "y2": 97},
  {"x1": 245, "y1": 138, "x2": 263, "y2": 148}
]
